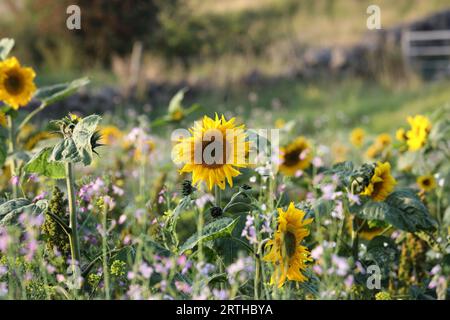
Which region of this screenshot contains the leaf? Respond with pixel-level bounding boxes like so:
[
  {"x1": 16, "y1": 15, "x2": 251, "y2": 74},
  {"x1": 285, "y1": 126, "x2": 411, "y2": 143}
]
[
  {"x1": 385, "y1": 189, "x2": 437, "y2": 232},
  {"x1": 179, "y1": 217, "x2": 239, "y2": 253},
  {"x1": 168, "y1": 88, "x2": 187, "y2": 113},
  {"x1": 365, "y1": 236, "x2": 398, "y2": 277},
  {"x1": 0, "y1": 198, "x2": 48, "y2": 226},
  {"x1": 0, "y1": 38, "x2": 14, "y2": 60},
  {"x1": 168, "y1": 196, "x2": 191, "y2": 233},
  {"x1": 72, "y1": 115, "x2": 101, "y2": 165},
  {"x1": 351, "y1": 189, "x2": 436, "y2": 233},
  {"x1": 24, "y1": 147, "x2": 65, "y2": 179},
  {"x1": 0, "y1": 136, "x2": 6, "y2": 167},
  {"x1": 328, "y1": 161, "x2": 354, "y2": 184},
  {"x1": 34, "y1": 77, "x2": 90, "y2": 105}
]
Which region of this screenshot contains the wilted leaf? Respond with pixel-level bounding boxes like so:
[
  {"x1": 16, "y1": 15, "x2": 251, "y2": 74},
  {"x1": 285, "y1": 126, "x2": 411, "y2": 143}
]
[
  {"x1": 365, "y1": 236, "x2": 398, "y2": 277},
  {"x1": 168, "y1": 87, "x2": 187, "y2": 113},
  {"x1": 179, "y1": 217, "x2": 239, "y2": 253},
  {"x1": 24, "y1": 147, "x2": 65, "y2": 179}
]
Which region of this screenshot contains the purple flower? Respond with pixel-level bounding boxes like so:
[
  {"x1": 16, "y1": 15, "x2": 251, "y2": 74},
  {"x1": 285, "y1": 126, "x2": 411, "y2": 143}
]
[
  {"x1": 139, "y1": 263, "x2": 153, "y2": 279},
  {"x1": 10, "y1": 176, "x2": 19, "y2": 186}
]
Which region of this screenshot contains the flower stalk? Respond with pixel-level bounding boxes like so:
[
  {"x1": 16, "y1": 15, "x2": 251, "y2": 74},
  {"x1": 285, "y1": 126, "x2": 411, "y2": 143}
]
[
  {"x1": 65, "y1": 162, "x2": 81, "y2": 275},
  {"x1": 6, "y1": 115, "x2": 18, "y2": 198}
]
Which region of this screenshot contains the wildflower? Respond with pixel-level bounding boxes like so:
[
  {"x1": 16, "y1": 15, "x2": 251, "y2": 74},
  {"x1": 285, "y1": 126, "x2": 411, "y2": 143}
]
[
  {"x1": 0, "y1": 57, "x2": 36, "y2": 109},
  {"x1": 359, "y1": 162, "x2": 396, "y2": 202},
  {"x1": 173, "y1": 114, "x2": 249, "y2": 190},
  {"x1": 0, "y1": 282, "x2": 7, "y2": 297},
  {"x1": 375, "y1": 291, "x2": 392, "y2": 300},
  {"x1": 263, "y1": 202, "x2": 313, "y2": 287},
  {"x1": 375, "y1": 133, "x2": 392, "y2": 148},
  {"x1": 110, "y1": 260, "x2": 127, "y2": 277},
  {"x1": 405, "y1": 115, "x2": 431, "y2": 151},
  {"x1": 350, "y1": 128, "x2": 365, "y2": 147},
  {"x1": 100, "y1": 125, "x2": 123, "y2": 145},
  {"x1": 241, "y1": 215, "x2": 257, "y2": 245},
  {"x1": 417, "y1": 175, "x2": 436, "y2": 192},
  {"x1": 139, "y1": 262, "x2": 153, "y2": 279},
  {"x1": 275, "y1": 118, "x2": 286, "y2": 129},
  {"x1": 279, "y1": 137, "x2": 312, "y2": 176}
]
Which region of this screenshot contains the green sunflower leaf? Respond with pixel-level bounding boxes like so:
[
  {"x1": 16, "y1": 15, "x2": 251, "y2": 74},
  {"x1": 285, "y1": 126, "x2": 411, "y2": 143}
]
[
  {"x1": 0, "y1": 38, "x2": 14, "y2": 60},
  {"x1": 351, "y1": 188, "x2": 436, "y2": 233},
  {"x1": 34, "y1": 77, "x2": 90, "y2": 106},
  {"x1": 365, "y1": 235, "x2": 398, "y2": 277},
  {"x1": 24, "y1": 147, "x2": 66, "y2": 179},
  {"x1": 179, "y1": 217, "x2": 239, "y2": 253},
  {"x1": 0, "y1": 198, "x2": 48, "y2": 227}
]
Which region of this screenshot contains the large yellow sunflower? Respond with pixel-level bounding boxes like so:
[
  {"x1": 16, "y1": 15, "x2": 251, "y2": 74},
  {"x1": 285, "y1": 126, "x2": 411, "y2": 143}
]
[
  {"x1": 360, "y1": 161, "x2": 396, "y2": 202},
  {"x1": 173, "y1": 114, "x2": 249, "y2": 190},
  {"x1": 264, "y1": 202, "x2": 313, "y2": 288},
  {"x1": 405, "y1": 115, "x2": 431, "y2": 151},
  {"x1": 279, "y1": 136, "x2": 312, "y2": 176},
  {"x1": 0, "y1": 57, "x2": 36, "y2": 109}
]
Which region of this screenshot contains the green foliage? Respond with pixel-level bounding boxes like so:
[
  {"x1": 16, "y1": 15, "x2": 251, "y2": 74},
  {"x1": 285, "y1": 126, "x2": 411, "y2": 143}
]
[
  {"x1": 0, "y1": 135, "x2": 6, "y2": 167},
  {"x1": 365, "y1": 236, "x2": 398, "y2": 278},
  {"x1": 34, "y1": 78, "x2": 90, "y2": 105},
  {"x1": 351, "y1": 188, "x2": 436, "y2": 233},
  {"x1": 41, "y1": 186, "x2": 70, "y2": 256},
  {"x1": 0, "y1": 38, "x2": 14, "y2": 60},
  {"x1": 0, "y1": 198, "x2": 47, "y2": 227},
  {"x1": 24, "y1": 147, "x2": 65, "y2": 179},
  {"x1": 180, "y1": 217, "x2": 239, "y2": 253}
]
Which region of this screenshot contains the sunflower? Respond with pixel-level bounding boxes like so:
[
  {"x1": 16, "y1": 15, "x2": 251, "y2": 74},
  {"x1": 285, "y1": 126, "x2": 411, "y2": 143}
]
[
  {"x1": 417, "y1": 175, "x2": 436, "y2": 192},
  {"x1": 173, "y1": 114, "x2": 249, "y2": 190},
  {"x1": 24, "y1": 131, "x2": 55, "y2": 150},
  {"x1": 263, "y1": 202, "x2": 313, "y2": 288},
  {"x1": 405, "y1": 115, "x2": 431, "y2": 151},
  {"x1": 360, "y1": 161, "x2": 396, "y2": 201},
  {"x1": 346, "y1": 216, "x2": 384, "y2": 241},
  {"x1": 279, "y1": 136, "x2": 312, "y2": 176},
  {"x1": 396, "y1": 128, "x2": 407, "y2": 142},
  {"x1": 350, "y1": 128, "x2": 365, "y2": 148},
  {"x1": 100, "y1": 125, "x2": 124, "y2": 145},
  {"x1": 0, "y1": 57, "x2": 36, "y2": 109},
  {"x1": 375, "y1": 133, "x2": 392, "y2": 148}
]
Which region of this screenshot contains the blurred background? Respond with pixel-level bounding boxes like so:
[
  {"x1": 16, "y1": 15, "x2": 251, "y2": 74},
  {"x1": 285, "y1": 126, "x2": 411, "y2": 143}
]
[{"x1": 1, "y1": 0, "x2": 450, "y2": 133}]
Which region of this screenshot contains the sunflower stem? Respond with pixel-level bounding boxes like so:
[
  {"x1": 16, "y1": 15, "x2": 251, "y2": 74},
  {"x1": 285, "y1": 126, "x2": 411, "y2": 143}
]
[
  {"x1": 102, "y1": 201, "x2": 111, "y2": 300},
  {"x1": 65, "y1": 162, "x2": 81, "y2": 288},
  {"x1": 6, "y1": 115, "x2": 18, "y2": 198},
  {"x1": 214, "y1": 185, "x2": 221, "y2": 207}
]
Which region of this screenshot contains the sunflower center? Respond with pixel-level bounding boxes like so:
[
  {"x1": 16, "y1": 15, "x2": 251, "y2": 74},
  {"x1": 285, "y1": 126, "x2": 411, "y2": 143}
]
[
  {"x1": 4, "y1": 71, "x2": 24, "y2": 95},
  {"x1": 198, "y1": 132, "x2": 231, "y2": 169},
  {"x1": 282, "y1": 231, "x2": 297, "y2": 258},
  {"x1": 283, "y1": 148, "x2": 302, "y2": 167},
  {"x1": 422, "y1": 178, "x2": 430, "y2": 186}
]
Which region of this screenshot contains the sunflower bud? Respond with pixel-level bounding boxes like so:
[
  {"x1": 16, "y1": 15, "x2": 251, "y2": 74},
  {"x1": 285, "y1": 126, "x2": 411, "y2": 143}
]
[
  {"x1": 182, "y1": 180, "x2": 196, "y2": 197},
  {"x1": 211, "y1": 206, "x2": 223, "y2": 218}
]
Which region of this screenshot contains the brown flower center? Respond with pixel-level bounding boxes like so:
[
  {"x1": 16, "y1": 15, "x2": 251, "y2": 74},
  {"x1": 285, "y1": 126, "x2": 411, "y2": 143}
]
[
  {"x1": 282, "y1": 231, "x2": 297, "y2": 258},
  {"x1": 283, "y1": 148, "x2": 303, "y2": 167},
  {"x1": 4, "y1": 70, "x2": 24, "y2": 95}
]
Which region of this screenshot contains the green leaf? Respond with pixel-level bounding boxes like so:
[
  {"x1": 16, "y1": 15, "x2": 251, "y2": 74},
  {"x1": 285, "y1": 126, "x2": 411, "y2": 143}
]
[
  {"x1": 0, "y1": 38, "x2": 14, "y2": 60},
  {"x1": 0, "y1": 136, "x2": 6, "y2": 167},
  {"x1": 167, "y1": 196, "x2": 191, "y2": 233},
  {"x1": 365, "y1": 235, "x2": 398, "y2": 277},
  {"x1": 0, "y1": 198, "x2": 48, "y2": 226},
  {"x1": 24, "y1": 147, "x2": 65, "y2": 179},
  {"x1": 168, "y1": 87, "x2": 187, "y2": 113},
  {"x1": 34, "y1": 77, "x2": 90, "y2": 105},
  {"x1": 179, "y1": 217, "x2": 239, "y2": 253},
  {"x1": 352, "y1": 188, "x2": 436, "y2": 233}
]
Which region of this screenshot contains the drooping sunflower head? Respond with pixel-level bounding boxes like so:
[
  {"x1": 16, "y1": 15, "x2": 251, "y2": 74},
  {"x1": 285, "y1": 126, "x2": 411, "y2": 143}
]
[
  {"x1": 0, "y1": 57, "x2": 36, "y2": 109},
  {"x1": 417, "y1": 175, "x2": 436, "y2": 192},
  {"x1": 406, "y1": 115, "x2": 432, "y2": 151},
  {"x1": 360, "y1": 161, "x2": 397, "y2": 202},
  {"x1": 350, "y1": 128, "x2": 365, "y2": 148},
  {"x1": 279, "y1": 136, "x2": 312, "y2": 176},
  {"x1": 173, "y1": 114, "x2": 249, "y2": 190},
  {"x1": 263, "y1": 202, "x2": 313, "y2": 288}
]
